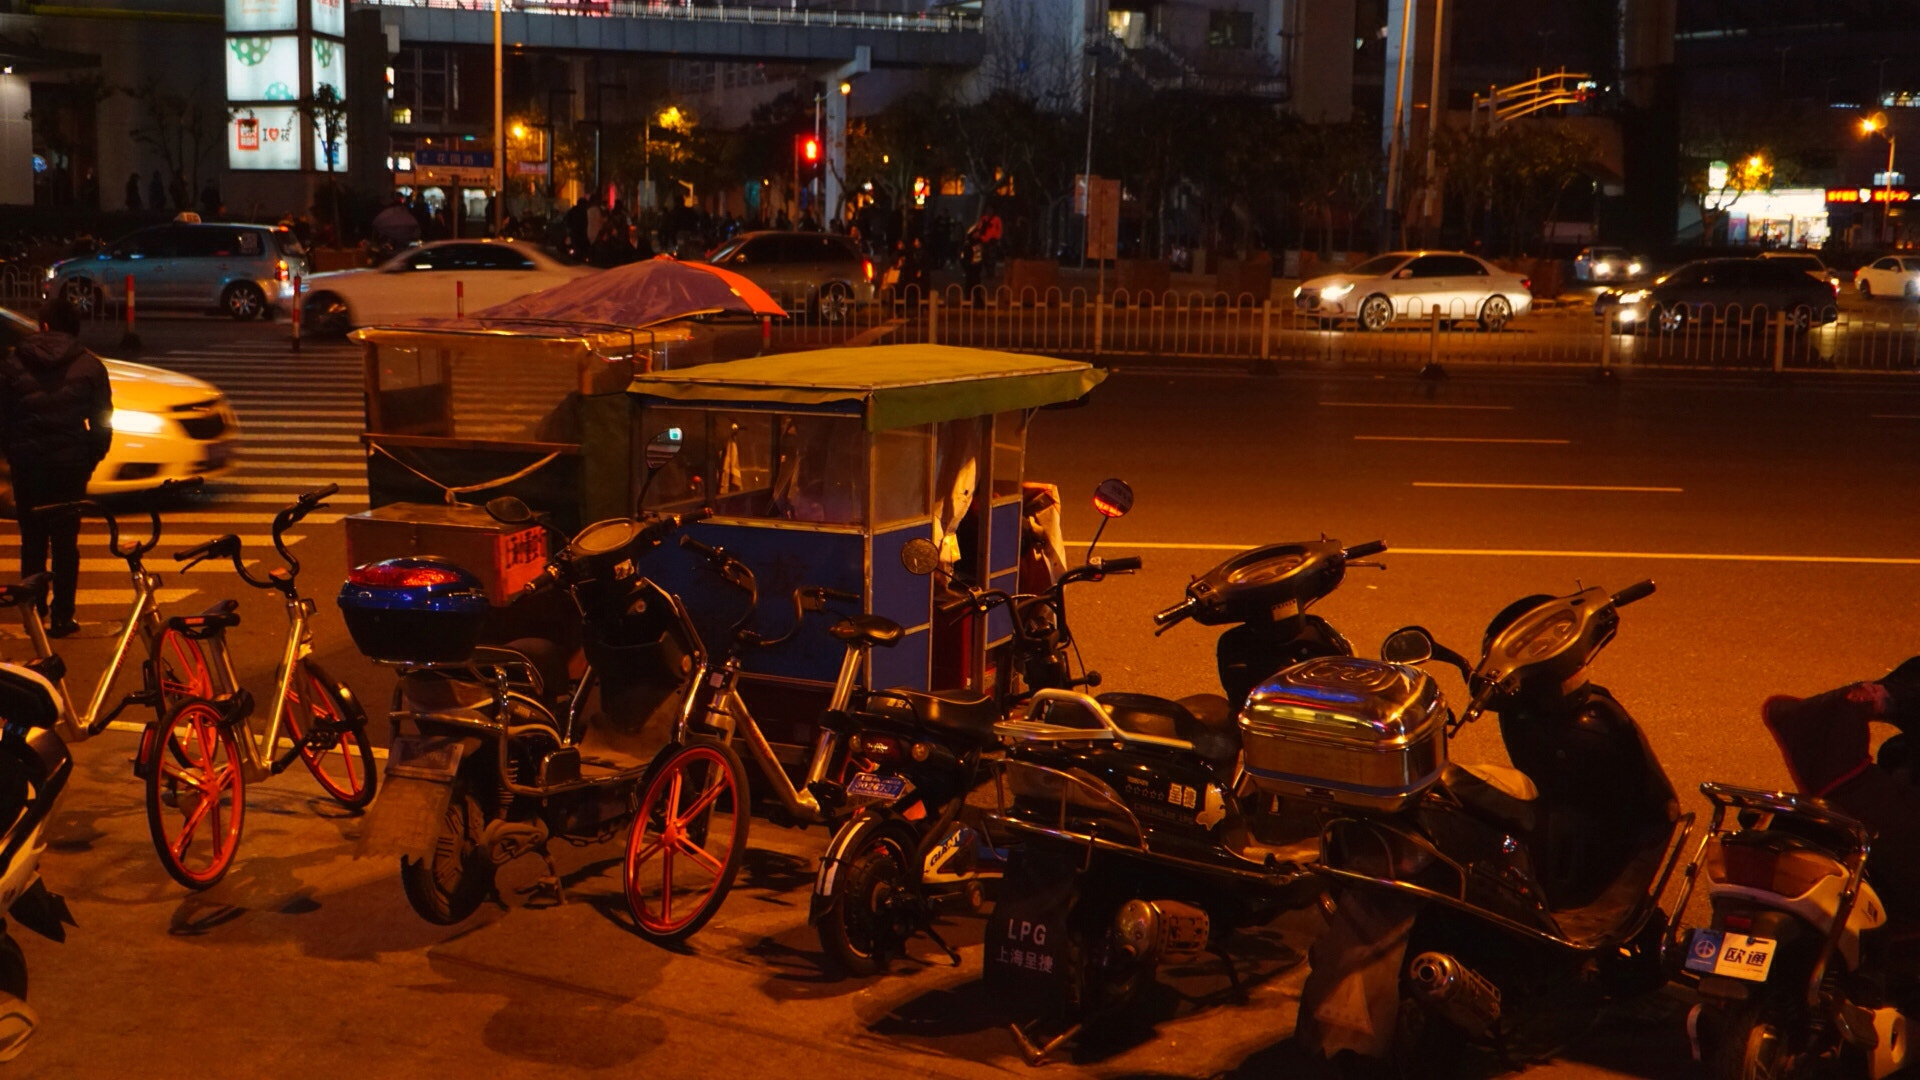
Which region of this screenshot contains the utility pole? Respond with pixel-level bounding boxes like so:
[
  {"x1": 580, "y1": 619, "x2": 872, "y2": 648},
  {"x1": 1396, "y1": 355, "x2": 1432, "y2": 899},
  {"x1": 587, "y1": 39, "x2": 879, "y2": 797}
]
[
  {"x1": 1383, "y1": 0, "x2": 1415, "y2": 243},
  {"x1": 1420, "y1": 0, "x2": 1446, "y2": 241},
  {"x1": 493, "y1": 0, "x2": 503, "y2": 235}
]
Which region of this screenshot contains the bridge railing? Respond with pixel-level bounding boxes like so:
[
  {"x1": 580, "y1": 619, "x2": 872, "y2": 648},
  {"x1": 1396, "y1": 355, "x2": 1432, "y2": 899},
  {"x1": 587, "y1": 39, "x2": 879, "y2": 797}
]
[{"x1": 356, "y1": 0, "x2": 983, "y2": 31}]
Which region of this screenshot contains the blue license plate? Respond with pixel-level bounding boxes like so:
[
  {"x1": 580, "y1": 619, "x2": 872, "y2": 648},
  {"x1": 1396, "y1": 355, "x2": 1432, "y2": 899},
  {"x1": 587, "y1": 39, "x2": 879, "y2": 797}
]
[
  {"x1": 846, "y1": 772, "x2": 908, "y2": 801},
  {"x1": 1684, "y1": 928, "x2": 1777, "y2": 982}
]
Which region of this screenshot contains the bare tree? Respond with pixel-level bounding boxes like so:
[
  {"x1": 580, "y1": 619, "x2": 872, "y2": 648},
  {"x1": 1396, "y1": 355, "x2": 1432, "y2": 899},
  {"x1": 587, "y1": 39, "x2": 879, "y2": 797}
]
[{"x1": 124, "y1": 76, "x2": 221, "y2": 203}]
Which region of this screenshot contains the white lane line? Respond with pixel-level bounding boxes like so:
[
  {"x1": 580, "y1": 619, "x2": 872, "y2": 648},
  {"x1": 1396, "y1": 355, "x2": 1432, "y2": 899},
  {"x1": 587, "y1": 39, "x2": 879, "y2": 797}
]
[
  {"x1": 237, "y1": 447, "x2": 363, "y2": 458},
  {"x1": 68, "y1": 588, "x2": 197, "y2": 608},
  {"x1": 1412, "y1": 481, "x2": 1683, "y2": 493},
  {"x1": 233, "y1": 420, "x2": 357, "y2": 429},
  {"x1": 236, "y1": 463, "x2": 365, "y2": 474},
  {"x1": 10, "y1": 557, "x2": 269, "y2": 573},
  {"x1": 222, "y1": 477, "x2": 368, "y2": 489},
  {"x1": 4, "y1": 533, "x2": 304, "y2": 546},
  {"x1": 1320, "y1": 401, "x2": 1514, "y2": 411},
  {"x1": 243, "y1": 434, "x2": 362, "y2": 444},
  {"x1": 233, "y1": 410, "x2": 363, "y2": 419},
  {"x1": 225, "y1": 492, "x2": 367, "y2": 504},
  {"x1": 1081, "y1": 541, "x2": 1920, "y2": 565},
  {"x1": 1355, "y1": 436, "x2": 1571, "y2": 445}
]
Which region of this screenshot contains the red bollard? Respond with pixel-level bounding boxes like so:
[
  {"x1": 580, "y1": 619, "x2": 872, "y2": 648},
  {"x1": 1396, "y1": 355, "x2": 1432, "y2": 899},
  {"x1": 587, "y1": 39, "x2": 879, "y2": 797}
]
[
  {"x1": 290, "y1": 274, "x2": 302, "y2": 353},
  {"x1": 119, "y1": 273, "x2": 141, "y2": 353},
  {"x1": 456, "y1": 279, "x2": 465, "y2": 319},
  {"x1": 760, "y1": 315, "x2": 771, "y2": 356}
]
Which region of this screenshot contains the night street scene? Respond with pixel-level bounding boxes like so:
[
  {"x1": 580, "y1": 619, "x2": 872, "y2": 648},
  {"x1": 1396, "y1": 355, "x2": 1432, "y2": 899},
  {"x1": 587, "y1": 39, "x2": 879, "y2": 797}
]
[{"x1": 0, "y1": 0, "x2": 1917, "y2": 1076}]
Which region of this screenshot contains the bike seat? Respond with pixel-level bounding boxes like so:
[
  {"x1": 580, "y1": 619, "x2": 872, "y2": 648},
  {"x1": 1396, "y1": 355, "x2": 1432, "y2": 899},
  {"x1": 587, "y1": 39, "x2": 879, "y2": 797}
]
[
  {"x1": 830, "y1": 614, "x2": 904, "y2": 649},
  {"x1": 167, "y1": 598, "x2": 241, "y2": 638},
  {"x1": 0, "y1": 574, "x2": 51, "y2": 610},
  {"x1": 879, "y1": 689, "x2": 1001, "y2": 748},
  {"x1": 1441, "y1": 761, "x2": 1539, "y2": 833},
  {"x1": 1099, "y1": 692, "x2": 1241, "y2": 768},
  {"x1": 0, "y1": 665, "x2": 61, "y2": 730}
]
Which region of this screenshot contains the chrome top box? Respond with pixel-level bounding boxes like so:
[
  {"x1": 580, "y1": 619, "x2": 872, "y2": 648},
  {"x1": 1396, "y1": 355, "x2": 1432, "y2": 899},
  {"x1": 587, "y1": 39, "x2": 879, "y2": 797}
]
[{"x1": 1238, "y1": 656, "x2": 1447, "y2": 813}]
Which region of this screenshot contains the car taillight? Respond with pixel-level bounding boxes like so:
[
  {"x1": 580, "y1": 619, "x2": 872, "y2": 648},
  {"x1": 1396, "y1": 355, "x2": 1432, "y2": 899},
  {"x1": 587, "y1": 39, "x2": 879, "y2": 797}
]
[
  {"x1": 275, "y1": 259, "x2": 289, "y2": 282},
  {"x1": 348, "y1": 564, "x2": 464, "y2": 588},
  {"x1": 863, "y1": 258, "x2": 873, "y2": 282},
  {"x1": 1521, "y1": 277, "x2": 1532, "y2": 292}
]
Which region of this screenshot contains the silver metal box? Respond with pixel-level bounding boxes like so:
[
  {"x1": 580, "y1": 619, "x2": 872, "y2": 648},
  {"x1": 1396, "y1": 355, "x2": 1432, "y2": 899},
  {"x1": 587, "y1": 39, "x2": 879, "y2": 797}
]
[{"x1": 1238, "y1": 657, "x2": 1448, "y2": 813}]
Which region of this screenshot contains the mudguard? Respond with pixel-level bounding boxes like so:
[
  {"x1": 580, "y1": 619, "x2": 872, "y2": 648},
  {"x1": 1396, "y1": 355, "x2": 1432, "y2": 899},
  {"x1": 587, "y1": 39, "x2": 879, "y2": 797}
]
[
  {"x1": 8, "y1": 879, "x2": 72, "y2": 943},
  {"x1": 811, "y1": 808, "x2": 899, "y2": 924},
  {"x1": 354, "y1": 734, "x2": 484, "y2": 861}
]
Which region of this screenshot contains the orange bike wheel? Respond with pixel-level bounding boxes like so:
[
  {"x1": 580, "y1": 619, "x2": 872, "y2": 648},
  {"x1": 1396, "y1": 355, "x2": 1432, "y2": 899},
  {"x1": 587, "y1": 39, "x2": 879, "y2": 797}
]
[
  {"x1": 142, "y1": 698, "x2": 245, "y2": 890},
  {"x1": 283, "y1": 663, "x2": 376, "y2": 810},
  {"x1": 624, "y1": 741, "x2": 749, "y2": 944}
]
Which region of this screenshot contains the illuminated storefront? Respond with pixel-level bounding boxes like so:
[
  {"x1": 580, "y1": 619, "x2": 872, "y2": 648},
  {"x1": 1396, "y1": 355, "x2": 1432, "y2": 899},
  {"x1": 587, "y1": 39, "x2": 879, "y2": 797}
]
[{"x1": 1724, "y1": 188, "x2": 1831, "y2": 248}]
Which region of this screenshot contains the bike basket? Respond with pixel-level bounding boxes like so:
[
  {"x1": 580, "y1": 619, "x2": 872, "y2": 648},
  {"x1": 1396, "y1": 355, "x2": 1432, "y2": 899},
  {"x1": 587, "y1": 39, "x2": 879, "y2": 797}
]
[{"x1": 337, "y1": 557, "x2": 489, "y2": 664}]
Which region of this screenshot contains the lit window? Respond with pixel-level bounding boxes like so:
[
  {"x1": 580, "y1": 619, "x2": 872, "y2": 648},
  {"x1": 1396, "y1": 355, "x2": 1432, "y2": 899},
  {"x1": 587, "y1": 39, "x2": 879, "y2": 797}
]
[
  {"x1": 392, "y1": 107, "x2": 413, "y2": 125},
  {"x1": 940, "y1": 175, "x2": 967, "y2": 197}
]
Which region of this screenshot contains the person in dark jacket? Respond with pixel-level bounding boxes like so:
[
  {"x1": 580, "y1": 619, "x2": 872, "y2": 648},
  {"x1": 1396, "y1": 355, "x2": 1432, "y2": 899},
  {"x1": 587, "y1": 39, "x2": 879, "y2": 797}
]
[{"x1": 1, "y1": 300, "x2": 113, "y2": 636}]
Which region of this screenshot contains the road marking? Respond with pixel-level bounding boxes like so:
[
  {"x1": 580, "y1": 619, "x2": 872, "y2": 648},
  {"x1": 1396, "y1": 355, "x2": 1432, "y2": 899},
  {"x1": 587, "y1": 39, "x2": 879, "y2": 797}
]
[
  {"x1": 1320, "y1": 401, "x2": 1514, "y2": 411},
  {"x1": 242, "y1": 434, "x2": 363, "y2": 444},
  {"x1": 232, "y1": 420, "x2": 359, "y2": 429},
  {"x1": 222, "y1": 477, "x2": 368, "y2": 490},
  {"x1": 225, "y1": 492, "x2": 367, "y2": 504},
  {"x1": 232, "y1": 409, "x2": 363, "y2": 419},
  {"x1": 1355, "y1": 436, "x2": 1571, "y2": 445},
  {"x1": 1081, "y1": 541, "x2": 1920, "y2": 564},
  {"x1": 238, "y1": 447, "x2": 363, "y2": 458},
  {"x1": 1412, "y1": 481, "x2": 1683, "y2": 493},
  {"x1": 68, "y1": 588, "x2": 197, "y2": 608},
  {"x1": 3, "y1": 533, "x2": 304, "y2": 546},
  {"x1": 160, "y1": 512, "x2": 342, "y2": 524}
]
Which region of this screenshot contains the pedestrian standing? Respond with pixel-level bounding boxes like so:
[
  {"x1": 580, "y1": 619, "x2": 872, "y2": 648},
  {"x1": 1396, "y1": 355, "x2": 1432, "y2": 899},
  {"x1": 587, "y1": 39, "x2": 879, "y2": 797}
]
[
  {"x1": 147, "y1": 170, "x2": 165, "y2": 212},
  {"x1": 0, "y1": 299, "x2": 113, "y2": 638},
  {"x1": 124, "y1": 172, "x2": 142, "y2": 212}
]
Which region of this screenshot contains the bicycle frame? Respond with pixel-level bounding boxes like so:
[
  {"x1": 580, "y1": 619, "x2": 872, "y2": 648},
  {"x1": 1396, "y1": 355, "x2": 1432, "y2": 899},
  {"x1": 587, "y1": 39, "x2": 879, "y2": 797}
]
[
  {"x1": 197, "y1": 591, "x2": 320, "y2": 783},
  {"x1": 10, "y1": 535, "x2": 170, "y2": 744}
]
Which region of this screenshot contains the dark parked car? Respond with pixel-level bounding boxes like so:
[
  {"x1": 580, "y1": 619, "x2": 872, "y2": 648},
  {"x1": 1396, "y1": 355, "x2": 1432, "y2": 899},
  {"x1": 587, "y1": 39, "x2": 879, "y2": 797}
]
[
  {"x1": 1604, "y1": 257, "x2": 1839, "y2": 332},
  {"x1": 706, "y1": 231, "x2": 874, "y2": 322}
]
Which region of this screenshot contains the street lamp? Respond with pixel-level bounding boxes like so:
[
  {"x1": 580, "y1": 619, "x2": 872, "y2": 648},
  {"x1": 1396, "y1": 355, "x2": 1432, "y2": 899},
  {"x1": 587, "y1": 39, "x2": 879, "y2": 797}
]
[
  {"x1": 1862, "y1": 112, "x2": 1897, "y2": 246},
  {"x1": 644, "y1": 106, "x2": 681, "y2": 213}
]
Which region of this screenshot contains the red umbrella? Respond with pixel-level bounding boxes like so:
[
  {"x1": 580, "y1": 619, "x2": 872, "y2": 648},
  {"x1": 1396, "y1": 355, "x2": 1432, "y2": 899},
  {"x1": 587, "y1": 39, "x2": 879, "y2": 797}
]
[{"x1": 476, "y1": 255, "x2": 785, "y2": 326}]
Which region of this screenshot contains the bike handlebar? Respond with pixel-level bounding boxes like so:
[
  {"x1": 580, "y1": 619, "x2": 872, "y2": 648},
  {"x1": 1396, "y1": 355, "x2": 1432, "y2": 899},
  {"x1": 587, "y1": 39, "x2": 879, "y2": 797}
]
[
  {"x1": 1343, "y1": 539, "x2": 1387, "y2": 560},
  {"x1": 1611, "y1": 579, "x2": 1656, "y2": 608}
]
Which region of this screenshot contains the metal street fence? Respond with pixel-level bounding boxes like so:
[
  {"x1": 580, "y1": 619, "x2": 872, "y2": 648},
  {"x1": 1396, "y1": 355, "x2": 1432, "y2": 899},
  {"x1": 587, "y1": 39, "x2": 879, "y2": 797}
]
[
  {"x1": 760, "y1": 285, "x2": 1920, "y2": 375},
  {"x1": 356, "y1": 0, "x2": 982, "y2": 30}
]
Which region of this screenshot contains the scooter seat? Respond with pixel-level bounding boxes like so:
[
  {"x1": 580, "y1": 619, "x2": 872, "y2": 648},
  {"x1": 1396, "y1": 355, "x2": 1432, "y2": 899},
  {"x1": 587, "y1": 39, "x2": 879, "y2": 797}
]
[
  {"x1": 830, "y1": 614, "x2": 904, "y2": 649},
  {"x1": 1442, "y1": 761, "x2": 1539, "y2": 833},
  {"x1": 168, "y1": 598, "x2": 240, "y2": 637},
  {"x1": 881, "y1": 689, "x2": 1001, "y2": 748},
  {"x1": 0, "y1": 665, "x2": 61, "y2": 730},
  {"x1": 1099, "y1": 692, "x2": 1241, "y2": 768}
]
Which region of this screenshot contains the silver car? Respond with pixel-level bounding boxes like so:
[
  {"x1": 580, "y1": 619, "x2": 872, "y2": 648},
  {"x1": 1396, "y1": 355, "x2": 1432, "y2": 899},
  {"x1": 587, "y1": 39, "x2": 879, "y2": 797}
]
[
  {"x1": 1293, "y1": 251, "x2": 1534, "y2": 331},
  {"x1": 707, "y1": 231, "x2": 874, "y2": 322},
  {"x1": 45, "y1": 223, "x2": 308, "y2": 321}
]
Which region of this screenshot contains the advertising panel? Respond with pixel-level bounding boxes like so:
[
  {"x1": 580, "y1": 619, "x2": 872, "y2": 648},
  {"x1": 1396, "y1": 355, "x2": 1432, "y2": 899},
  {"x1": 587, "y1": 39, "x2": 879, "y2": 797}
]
[
  {"x1": 311, "y1": 36, "x2": 346, "y2": 99},
  {"x1": 226, "y1": 0, "x2": 296, "y2": 33},
  {"x1": 312, "y1": 115, "x2": 349, "y2": 172},
  {"x1": 226, "y1": 35, "x2": 301, "y2": 102},
  {"x1": 310, "y1": 0, "x2": 344, "y2": 37},
  {"x1": 230, "y1": 109, "x2": 302, "y2": 170}
]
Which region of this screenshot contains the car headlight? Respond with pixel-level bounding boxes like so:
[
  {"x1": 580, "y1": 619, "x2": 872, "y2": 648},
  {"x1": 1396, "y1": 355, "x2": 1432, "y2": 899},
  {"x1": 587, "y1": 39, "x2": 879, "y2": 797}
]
[
  {"x1": 1321, "y1": 282, "x2": 1354, "y2": 300},
  {"x1": 1292, "y1": 285, "x2": 1302, "y2": 299},
  {"x1": 1593, "y1": 261, "x2": 1613, "y2": 277},
  {"x1": 43, "y1": 267, "x2": 55, "y2": 282},
  {"x1": 1619, "y1": 289, "x2": 1650, "y2": 305},
  {"x1": 1627, "y1": 261, "x2": 1643, "y2": 276},
  {"x1": 111, "y1": 409, "x2": 168, "y2": 435}
]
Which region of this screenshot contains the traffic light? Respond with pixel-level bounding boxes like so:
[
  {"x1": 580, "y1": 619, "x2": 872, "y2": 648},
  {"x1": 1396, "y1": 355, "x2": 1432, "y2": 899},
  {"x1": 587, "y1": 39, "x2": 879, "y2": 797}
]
[{"x1": 796, "y1": 134, "x2": 822, "y2": 184}]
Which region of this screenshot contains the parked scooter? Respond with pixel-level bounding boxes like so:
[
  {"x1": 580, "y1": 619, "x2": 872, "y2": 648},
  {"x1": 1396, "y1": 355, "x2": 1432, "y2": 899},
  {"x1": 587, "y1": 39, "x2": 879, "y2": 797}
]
[
  {"x1": 981, "y1": 535, "x2": 1384, "y2": 1061},
  {"x1": 1675, "y1": 781, "x2": 1911, "y2": 1080},
  {"x1": 808, "y1": 479, "x2": 1141, "y2": 976},
  {"x1": 1296, "y1": 581, "x2": 1688, "y2": 1072},
  {"x1": 0, "y1": 577, "x2": 81, "y2": 1060}
]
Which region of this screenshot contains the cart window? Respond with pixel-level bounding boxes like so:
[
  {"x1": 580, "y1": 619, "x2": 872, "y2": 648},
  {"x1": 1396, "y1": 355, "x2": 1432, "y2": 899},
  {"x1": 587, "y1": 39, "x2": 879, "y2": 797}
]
[
  {"x1": 990, "y1": 411, "x2": 1027, "y2": 499},
  {"x1": 640, "y1": 409, "x2": 865, "y2": 524},
  {"x1": 770, "y1": 414, "x2": 865, "y2": 524},
  {"x1": 872, "y1": 425, "x2": 930, "y2": 526}
]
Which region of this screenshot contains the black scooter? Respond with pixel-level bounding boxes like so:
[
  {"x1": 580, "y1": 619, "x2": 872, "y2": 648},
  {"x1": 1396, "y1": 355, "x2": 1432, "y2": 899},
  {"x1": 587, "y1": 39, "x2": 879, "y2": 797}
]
[
  {"x1": 981, "y1": 536, "x2": 1384, "y2": 1061},
  {"x1": 1297, "y1": 581, "x2": 1690, "y2": 1073},
  {"x1": 809, "y1": 480, "x2": 1142, "y2": 976}
]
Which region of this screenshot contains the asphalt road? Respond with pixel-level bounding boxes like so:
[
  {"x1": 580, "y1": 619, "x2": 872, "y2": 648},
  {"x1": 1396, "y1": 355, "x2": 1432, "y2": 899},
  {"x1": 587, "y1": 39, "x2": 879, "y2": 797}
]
[{"x1": 7, "y1": 314, "x2": 1920, "y2": 1079}]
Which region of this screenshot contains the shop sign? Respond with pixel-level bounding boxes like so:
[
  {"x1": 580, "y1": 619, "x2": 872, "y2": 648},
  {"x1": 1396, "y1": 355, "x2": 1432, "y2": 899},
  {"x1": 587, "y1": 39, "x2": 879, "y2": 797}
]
[
  {"x1": 226, "y1": 0, "x2": 296, "y2": 32},
  {"x1": 230, "y1": 109, "x2": 302, "y2": 170},
  {"x1": 310, "y1": 0, "x2": 344, "y2": 38},
  {"x1": 1827, "y1": 187, "x2": 1912, "y2": 204}
]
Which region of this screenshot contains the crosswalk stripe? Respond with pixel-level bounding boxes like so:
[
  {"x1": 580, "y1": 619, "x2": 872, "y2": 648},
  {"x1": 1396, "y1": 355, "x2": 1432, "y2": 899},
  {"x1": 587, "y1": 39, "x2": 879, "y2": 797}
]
[
  {"x1": 222, "y1": 478, "x2": 368, "y2": 490},
  {"x1": 2, "y1": 533, "x2": 305, "y2": 547},
  {"x1": 64, "y1": 588, "x2": 197, "y2": 609},
  {"x1": 233, "y1": 412, "x2": 364, "y2": 421},
  {"x1": 160, "y1": 512, "x2": 343, "y2": 524},
  {"x1": 232, "y1": 464, "x2": 365, "y2": 475},
  {"x1": 244, "y1": 434, "x2": 362, "y2": 443},
  {"x1": 226, "y1": 492, "x2": 367, "y2": 503},
  {"x1": 235, "y1": 447, "x2": 362, "y2": 458},
  {"x1": 7, "y1": 558, "x2": 269, "y2": 574}
]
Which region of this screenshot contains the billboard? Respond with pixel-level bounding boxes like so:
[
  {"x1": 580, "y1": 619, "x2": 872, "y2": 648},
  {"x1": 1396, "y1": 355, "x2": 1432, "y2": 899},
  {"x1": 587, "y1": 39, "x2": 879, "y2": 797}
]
[
  {"x1": 230, "y1": 109, "x2": 302, "y2": 170},
  {"x1": 311, "y1": 37, "x2": 345, "y2": 99},
  {"x1": 310, "y1": 0, "x2": 344, "y2": 37},
  {"x1": 312, "y1": 116, "x2": 349, "y2": 172},
  {"x1": 226, "y1": 35, "x2": 300, "y2": 102},
  {"x1": 226, "y1": 0, "x2": 296, "y2": 32}
]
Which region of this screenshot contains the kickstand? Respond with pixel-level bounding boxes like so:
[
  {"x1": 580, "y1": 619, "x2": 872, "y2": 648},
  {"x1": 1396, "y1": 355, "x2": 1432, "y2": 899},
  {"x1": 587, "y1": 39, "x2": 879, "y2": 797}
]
[
  {"x1": 921, "y1": 921, "x2": 961, "y2": 966},
  {"x1": 518, "y1": 848, "x2": 566, "y2": 909},
  {"x1": 1010, "y1": 1020, "x2": 1079, "y2": 1066},
  {"x1": 1216, "y1": 943, "x2": 1247, "y2": 1003}
]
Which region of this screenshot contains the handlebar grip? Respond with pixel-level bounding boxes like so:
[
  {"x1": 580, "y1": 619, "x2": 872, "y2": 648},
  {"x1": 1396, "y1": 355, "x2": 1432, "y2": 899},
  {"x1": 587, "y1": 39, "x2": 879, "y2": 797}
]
[
  {"x1": 1097, "y1": 555, "x2": 1143, "y2": 573},
  {"x1": 678, "y1": 534, "x2": 722, "y2": 560},
  {"x1": 1343, "y1": 539, "x2": 1387, "y2": 560},
  {"x1": 303, "y1": 483, "x2": 340, "y2": 505},
  {"x1": 1153, "y1": 597, "x2": 1195, "y2": 627},
  {"x1": 1611, "y1": 579, "x2": 1656, "y2": 607},
  {"x1": 937, "y1": 597, "x2": 973, "y2": 617},
  {"x1": 680, "y1": 507, "x2": 714, "y2": 525},
  {"x1": 818, "y1": 587, "x2": 862, "y2": 603},
  {"x1": 173, "y1": 540, "x2": 219, "y2": 563},
  {"x1": 517, "y1": 565, "x2": 561, "y2": 599}
]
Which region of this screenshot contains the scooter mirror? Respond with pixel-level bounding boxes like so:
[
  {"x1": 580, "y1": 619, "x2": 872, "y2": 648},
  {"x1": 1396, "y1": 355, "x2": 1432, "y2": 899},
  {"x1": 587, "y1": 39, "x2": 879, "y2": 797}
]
[
  {"x1": 1381, "y1": 627, "x2": 1435, "y2": 665},
  {"x1": 643, "y1": 427, "x2": 684, "y2": 472},
  {"x1": 485, "y1": 496, "x2": 534, "y2": 525},
  {"x1": 1092, "y1": 478, "x2": 1134, "y2": 519},
  {"x1": 900, "y1": 537, "x2": 941, "y2": 576}
]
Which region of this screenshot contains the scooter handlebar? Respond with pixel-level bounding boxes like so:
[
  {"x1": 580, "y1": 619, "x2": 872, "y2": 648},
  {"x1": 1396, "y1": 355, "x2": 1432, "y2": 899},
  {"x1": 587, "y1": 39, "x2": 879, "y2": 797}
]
[
  {"x1": 1343, "y1": 539, "x2": 1387, "y2": 560},
  {"x1": 1154, "y1": 596, "x2": 1196, "y2": 628},
  {"x1": 1611, "y1": 579, "x2": 1656, "y2": 607},
  {"x1": 1097, "y1": 555, "x2": 1143, "y2": 574}
]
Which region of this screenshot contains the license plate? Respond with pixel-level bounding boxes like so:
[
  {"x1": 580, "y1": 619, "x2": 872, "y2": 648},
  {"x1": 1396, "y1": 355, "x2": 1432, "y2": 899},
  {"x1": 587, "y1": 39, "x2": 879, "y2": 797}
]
[
  {"x1": 1684, "y1": 928, "x2": 1778, "y2": 982},
  {"x1": 385, "y1": 735, "x2": 464, "y2": 783},
  {"x1": 845, "y1": 772, "x2": 908, "y2": 801}
]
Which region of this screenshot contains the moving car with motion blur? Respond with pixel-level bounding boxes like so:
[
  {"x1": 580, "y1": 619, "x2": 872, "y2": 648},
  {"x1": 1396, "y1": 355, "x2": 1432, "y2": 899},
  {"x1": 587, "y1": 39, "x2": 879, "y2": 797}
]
[
  {"x1": 44, "y1": 222, "x2": 306, "y2": 322},
  {"x1": 1603, "y1": 257, "x2": 1840, "y2": 333},
  {"x1": 0, "y1": 307, "x2": 238, "y2": 510},
  {"x1": 706, "y1": 231, "x2": 875, "y2": 323},
  {"x1": 1573, "y1": 246, "x2": 1645, "y2": 283},
  {"x1": 292, "y1": 239, "x2": 593, "y2": 336},
  {"x1": 1292, "y1": 251, "x2": 1533, "y2": 331},
  {"x1": 1853, "y1": 254, "x2": 1920, "y2": 300}
]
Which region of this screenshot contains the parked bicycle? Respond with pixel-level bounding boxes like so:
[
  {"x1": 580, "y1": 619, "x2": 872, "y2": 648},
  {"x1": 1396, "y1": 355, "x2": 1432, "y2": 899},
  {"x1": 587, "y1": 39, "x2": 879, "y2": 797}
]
[
  {"x1": 10, "y1": 477, "x2": 214, "y2": 742},
  {"x1": 144, "y1": 484, "x2": 375, "y2": 888}
]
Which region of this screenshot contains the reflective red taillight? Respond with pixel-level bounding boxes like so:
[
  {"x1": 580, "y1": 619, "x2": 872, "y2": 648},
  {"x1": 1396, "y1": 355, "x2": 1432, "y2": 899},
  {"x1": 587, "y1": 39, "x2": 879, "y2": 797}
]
[
  {"x1": 1521, "y1": 277, "x2": 1532, "y2": 292},
  {"x1": 348, "y1": 564, "x2": 463, "y2": 588},
  {"x1": 275, "y1": 259, "x2": 289, "y2": 282},
  {"x1": 863, "y1": 258, "x2": 874, "y2": 282}
]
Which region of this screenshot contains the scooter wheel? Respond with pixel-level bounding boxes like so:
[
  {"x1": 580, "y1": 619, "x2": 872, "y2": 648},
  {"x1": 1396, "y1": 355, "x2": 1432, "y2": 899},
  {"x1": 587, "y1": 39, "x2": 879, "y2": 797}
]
[
  {"x1": 398, "y1": 773, "x2": 494, "y2": 926},
  {"x1": 818, "y1": 825, "x2": 919, "y2": 977},
  {"x1": 625, "y1": 741, "x2": 749, "y2": 944}
]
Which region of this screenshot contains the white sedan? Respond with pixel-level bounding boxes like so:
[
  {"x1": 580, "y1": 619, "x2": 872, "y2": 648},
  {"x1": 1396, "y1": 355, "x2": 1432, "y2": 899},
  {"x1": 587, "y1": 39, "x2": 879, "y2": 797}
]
[
  {"x1": 0, "y1": 308, "x2": 237, "y2": 508},
  {"x1": 1852, "y1": 255, "x2": 1920, "y2": 301},
  {"x1": 1293, "y1": 251, "x2": 1534, "y2": 331},
  {"x1": 291, "y1": 240, "x2": 595, "y2": 335}
]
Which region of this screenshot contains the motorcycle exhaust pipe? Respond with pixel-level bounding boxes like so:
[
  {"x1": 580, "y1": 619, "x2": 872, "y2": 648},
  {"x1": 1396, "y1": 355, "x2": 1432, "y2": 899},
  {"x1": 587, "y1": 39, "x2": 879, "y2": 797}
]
[
  {"x1": 1111, "y1": 899, "x2": 1210, "y2": 968},
  {"x1": 1407, "y1": 951, "x2": 1502, "y2": 1038}
]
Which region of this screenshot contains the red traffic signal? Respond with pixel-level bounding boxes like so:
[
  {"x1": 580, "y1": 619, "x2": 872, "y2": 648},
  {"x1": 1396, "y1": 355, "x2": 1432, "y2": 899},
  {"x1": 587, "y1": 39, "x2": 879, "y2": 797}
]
[{"x1": 797, "y1": 135, "x2": 821, "y2": 163}]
